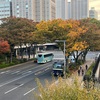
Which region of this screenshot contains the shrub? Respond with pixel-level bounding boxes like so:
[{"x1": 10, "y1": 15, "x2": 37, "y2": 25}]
[
  {"x1": 35, "y1": 77, "x2": 100, "y2": 100},
  {"x1": 83, "y1": 63, "x2": 95, "y2": 82}
]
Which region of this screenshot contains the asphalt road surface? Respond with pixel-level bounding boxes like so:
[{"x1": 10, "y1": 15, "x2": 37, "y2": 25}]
[
  {"x1": 0, "y1": 51, "x2": 99, "y2": 100},
  {"x1": 0, "y1": 61, "x2": 57, "y2": 100}
]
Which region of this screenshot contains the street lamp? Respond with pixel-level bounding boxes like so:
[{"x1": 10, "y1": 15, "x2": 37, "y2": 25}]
[{"x1": 55, "y1": 40, "x2": 66, "y2": 79}]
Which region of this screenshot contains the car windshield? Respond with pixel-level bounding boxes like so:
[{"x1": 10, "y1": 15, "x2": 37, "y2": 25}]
[{"x1": 53, "y1": 63, "x2": 63, "y2": 69}]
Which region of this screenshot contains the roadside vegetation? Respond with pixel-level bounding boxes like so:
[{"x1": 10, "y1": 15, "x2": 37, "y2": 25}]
[
  {"x1": 0, "y1": 17, "x2": 100, "y2": 69},
  {"x1": 85, "y1": 63, "x2": 95, "y2": 77},
  {"x1": 35, "y1": 78, "x2": 100, "y2": 100}
]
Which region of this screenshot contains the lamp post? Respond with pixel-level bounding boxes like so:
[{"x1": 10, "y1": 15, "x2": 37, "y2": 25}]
[{"x1": 55, "y1": 40, "x2": 66, "y2": 79}]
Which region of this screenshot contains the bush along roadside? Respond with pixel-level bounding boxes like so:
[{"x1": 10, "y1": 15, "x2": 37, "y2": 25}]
[
  {"x1": 0, "y1": 58, "x2": 34, "y2": 69},
  {"x1": 83, "y1": 63, "x2": 95, "y2": 81},
  {"x1": 68, "y1": 60, "x2": 84, "y2": 76},
  {"x1": 83, "y1": 63, "x2": 95, "y2": 89}
]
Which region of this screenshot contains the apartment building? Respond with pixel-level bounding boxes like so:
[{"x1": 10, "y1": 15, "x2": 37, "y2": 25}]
[
  {"x1": 12, "y1": 0, "x2": 35, "y2": 20},
  {"x1": 12, "y1": 0, "x2": 56, "y2": 22},
  {"x1": 56, "y1": 0, "x2": 67, "y2": 20},
  {"x1": 89, "y1": 0, "x2": 100, "y2": 20},
  {"x1": 89, "y1": 7, "x2": 98, "y2": 19},
  {"x1": 0, "y1": 0, "x2": 12, "y2": 19},
  {"x1": 35, "y1": 0, "x2": 56, "y2": 22},
  {"x1": 67, "y1": 0, "x2": 89, "y2": 20}
]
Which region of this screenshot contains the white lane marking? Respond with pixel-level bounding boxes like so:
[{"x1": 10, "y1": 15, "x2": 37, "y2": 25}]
[
  {"x1": 11, "y1": 71, "x2": 20, "y2": 74},
  {"x1": 0, "y1": 72, "x2": 5, "y2": 74},
  {"x1": 5, "y1": 70, "x2": 10, "y2": 73},
  {"x1": 0, "y1": 65, "x2": 51, "y2": 88},
  {"x1": 5, "y1": 84, "x2": 24, "y2": 94},
  {"x1": 23, "y1": 87, "x2": 38, "y2": 96},
  {"x1": 0, "y1": 70, "x2": 10, "y2": 74},
  {"x1": 45, "y1": 67, "x2": 50, "y2": 71},
  {"x1": 35, "y1": 71, "x2": 41, "y2": 75},
  {"x1": 22, "y1": 71, "x2": 32, "y2": 75},
  {"x1": 16, "y1": 63, "x2": 52, "y2": 75},
  {"x1": 35, "y1": 67, "x2": 50, "y2": 75}
]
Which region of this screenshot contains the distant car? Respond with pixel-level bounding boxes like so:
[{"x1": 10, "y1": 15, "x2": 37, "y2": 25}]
[
  {"x1": 52, "y1": 61, "x2": 64, "y2": 76},
  {"x1": 68, "y1": 56, "x2": 75, "y2": 64},
  {"x1": 34, "y1": 58, "x2": 37, "y2": 63}
]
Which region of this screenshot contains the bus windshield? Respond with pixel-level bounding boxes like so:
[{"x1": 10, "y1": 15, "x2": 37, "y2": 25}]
[{"x1": 38, "y1": 54, "x2": 42, "y2": 57}]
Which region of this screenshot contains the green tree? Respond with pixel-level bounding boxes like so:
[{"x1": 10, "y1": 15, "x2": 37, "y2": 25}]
[
  {"x1": 80, "y1": 18, "x2": 100, "y2": 51},
  {"x1": 0, "y1": 17, "x2": 36, "y2": 62}
]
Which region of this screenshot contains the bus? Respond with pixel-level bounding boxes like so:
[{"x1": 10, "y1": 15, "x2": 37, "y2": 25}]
[{"x1": 37, "y1": 52, "x2": 54, "y2": 64}]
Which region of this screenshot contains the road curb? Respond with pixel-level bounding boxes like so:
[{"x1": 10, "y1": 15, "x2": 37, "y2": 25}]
[{"x1": 0, "y1": 60, "x2": 34, "y2": 71}]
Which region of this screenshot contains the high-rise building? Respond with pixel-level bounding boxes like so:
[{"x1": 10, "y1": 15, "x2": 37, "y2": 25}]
[
  {"x1": 12, "y1": 0, "x2": 56, "y2": 22},
  {"x1": 35, "y1": 0, "x2": 56, "y2": 22},
  {"x1": 89, "y1": 0, "x2": 100, "y2": 20},
  {"x1": 67, "y1": 0, "x2": 89, "y2": 20},
  {"x1": 12, "y1": 0, "x2": 35, "y2": 20},
  {"x1": 0, "y1": 0, "x2": 12, "y2": 19},
  {"x1": 56, "y1": 0, "x2": 67, "y2": 20},
  {"x1": 89, "y1": 7, "x2": 98, "y2": 19}
]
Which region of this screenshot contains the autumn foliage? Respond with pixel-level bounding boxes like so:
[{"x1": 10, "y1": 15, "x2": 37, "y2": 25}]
[
  {"x1": 0, "y1": 38, "x2": 10, "y2": 54},
  {"x1": 0, "y1": 17, "x2": 100, "y2": 63}
]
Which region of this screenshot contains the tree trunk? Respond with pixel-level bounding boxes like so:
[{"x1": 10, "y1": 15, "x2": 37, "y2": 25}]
[
  {"x1": 10, "y1": 51, "x2": 12, "y2": 63},
  {"x1": 10, "y1": 46, "x2": 14, "y2": 63},
  {"x1": 20, "y1": 45, "x2": 23, "y2": 60},
  {"x1": 27, "y1": 47, "x2": 30, "y2": 59}
]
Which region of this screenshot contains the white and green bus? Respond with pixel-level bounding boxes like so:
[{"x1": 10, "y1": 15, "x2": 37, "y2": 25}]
[{"x1": 37, "y1": 52, "x2": 54, "y2": 64}]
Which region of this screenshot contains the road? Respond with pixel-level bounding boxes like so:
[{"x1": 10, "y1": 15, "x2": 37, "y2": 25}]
[
  {"x1": 0, "y1": 51, "x2": 99, "y2": 100},
  {"x1": 0, "y1": 61, "x2": 57, "y2": 100}
]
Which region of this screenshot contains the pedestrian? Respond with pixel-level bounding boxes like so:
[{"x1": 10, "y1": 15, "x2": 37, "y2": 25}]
[
  {"x1": 82, "y1": 69, "x2": 84, "y2": 76},
  {"x1": 80, "y1": 66, "x2": 82, "y2": 70},
  {"x1": 85, "y1": 65, "x2": 88, "y2": 70},
  {"x1": 78, "y1": 69, "x2": 80, "y2": 76}
]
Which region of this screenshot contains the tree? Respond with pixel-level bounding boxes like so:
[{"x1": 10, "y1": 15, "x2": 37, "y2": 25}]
[
  {"x1": 65, "y1": 19, "x2": 88, "y2": 62},
  {"x1": 35, "y1": 19, "x2": 71, "y2": 43},
  {"x1": 35, "y1": 19, "x2": 89, "y2": 62},
  {"x1": 80, "y1": 18, "x2": 100, "y2": 51},
  {"x1": 0, "y1": 37, "x2": 10, "y2": 54},
  {"x1": 0, "y1": 17, "x2": 36, "y2": 61},
  {"x1": 79, "y1": 18, "x2": 100, "y2": 61}
]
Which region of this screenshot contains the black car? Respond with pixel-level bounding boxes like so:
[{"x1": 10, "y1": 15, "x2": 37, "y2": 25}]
[{"x1": 52, "y1": 61, "x2": 64, "y2": 76}]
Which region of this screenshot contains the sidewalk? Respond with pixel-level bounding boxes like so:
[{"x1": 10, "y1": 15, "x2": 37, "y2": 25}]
[{"x1": 66, "y1": 60, "x2": 94, "y2": 86}]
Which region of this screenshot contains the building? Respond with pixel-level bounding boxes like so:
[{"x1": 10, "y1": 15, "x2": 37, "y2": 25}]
[
  {"x1": 12, "y1": 0, "x2": 56, "y2": 22},
  {"x1": 56, "y1": 0, "x2": 67, "y2": 20},
  {"x1": 35, "y1": 0, "x2": 56, "y2": 22},
  {"x1": 89, "y1": 7, "x2": 98, "y2": 19},
  {"x1": 12, "y1": 0, "x2": 35, "y2": 20},
  {"x1": 89, "y1": 0, "x2": 100, "y2": 20},
  {"x1": 67, "y1": 0, "x2": 89, "y2": 20},
  {"x1": 0, "y1": 0, "x2": 12, "y2": 19}
]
